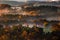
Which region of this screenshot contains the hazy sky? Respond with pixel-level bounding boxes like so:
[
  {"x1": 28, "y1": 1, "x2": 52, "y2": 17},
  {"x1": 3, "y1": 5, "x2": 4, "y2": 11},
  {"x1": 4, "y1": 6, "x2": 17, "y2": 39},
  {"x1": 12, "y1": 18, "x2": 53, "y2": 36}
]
[{"x1": 0, "y1": 0, "x2": 59, "y2": 2}]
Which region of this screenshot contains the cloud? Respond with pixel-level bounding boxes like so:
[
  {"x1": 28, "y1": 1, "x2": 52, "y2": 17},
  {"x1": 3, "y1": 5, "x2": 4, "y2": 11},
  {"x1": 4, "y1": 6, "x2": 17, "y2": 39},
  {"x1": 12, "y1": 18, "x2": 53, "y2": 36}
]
[{"x1": 1, "y1": 0, "x2": 24, "y2": 1}]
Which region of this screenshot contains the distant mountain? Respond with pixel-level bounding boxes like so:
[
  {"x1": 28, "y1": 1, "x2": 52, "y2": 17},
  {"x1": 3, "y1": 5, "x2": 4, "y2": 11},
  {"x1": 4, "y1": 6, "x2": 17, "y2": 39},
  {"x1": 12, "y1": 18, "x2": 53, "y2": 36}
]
[
  {"x1": 27, "y1": 1, "x2": 60, "y2": 6},
  {"x1": 0, "y1": 1, "x2": 60, "y2": 6},
  {"x1": 0, "y1": 1, "x2": 25, "y2": 6}
]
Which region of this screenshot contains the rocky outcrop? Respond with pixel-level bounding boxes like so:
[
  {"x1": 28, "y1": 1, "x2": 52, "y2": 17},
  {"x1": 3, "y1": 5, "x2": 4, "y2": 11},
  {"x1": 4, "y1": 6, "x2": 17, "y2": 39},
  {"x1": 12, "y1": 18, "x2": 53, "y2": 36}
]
[{"x1": 0, "y1": 4, "x2": 11, "y2": 9}]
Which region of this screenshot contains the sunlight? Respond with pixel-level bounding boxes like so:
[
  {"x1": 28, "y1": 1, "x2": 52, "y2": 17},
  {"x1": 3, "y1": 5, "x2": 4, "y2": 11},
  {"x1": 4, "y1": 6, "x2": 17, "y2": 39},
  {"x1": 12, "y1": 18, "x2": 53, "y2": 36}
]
[{"x1": 52, "y1": 0, "x2": 59, "y2": 1}]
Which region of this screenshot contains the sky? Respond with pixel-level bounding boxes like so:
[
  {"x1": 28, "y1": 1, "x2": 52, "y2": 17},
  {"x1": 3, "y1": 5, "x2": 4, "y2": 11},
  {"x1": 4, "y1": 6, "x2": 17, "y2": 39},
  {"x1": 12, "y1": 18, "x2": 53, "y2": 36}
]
[{"x1": 0, "y1": 0, "x2": 59, "y2": 2}]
